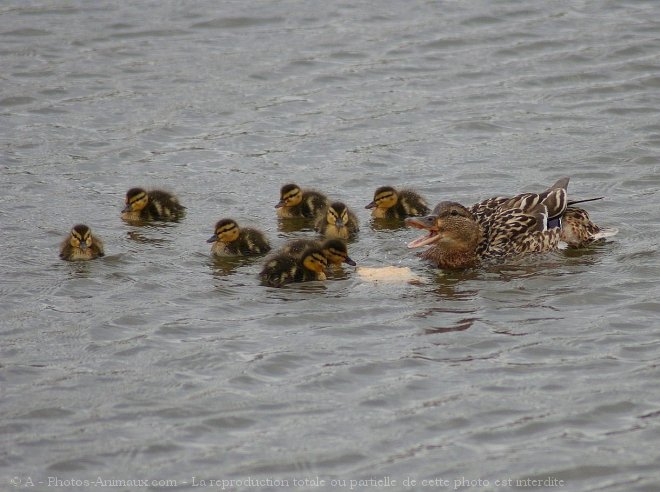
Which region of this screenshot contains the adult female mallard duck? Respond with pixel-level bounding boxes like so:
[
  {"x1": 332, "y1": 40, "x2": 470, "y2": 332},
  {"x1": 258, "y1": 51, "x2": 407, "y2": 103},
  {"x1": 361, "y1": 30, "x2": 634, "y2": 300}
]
[
  {"x1": 259, "y1": 246, "x2": 328, "y2": 287},
  {"x1": 59, "y1": 224, "x2": 105, "y2": 261},
  {"x1": 366, "y1": 186, "x2": 430, "y2": 220},
  {"x1": 406, "y1": 177, "x2": 617, "y2": 269},
  {"x1": 207, "y1": 219, "x2": 271, "y2": 257},
  {"x1": 275, "y1": 183, "x2": 328, "y2": 219},
  {"x1": 121, "y1": 187, "x2": 185, "y2": 222},
  {"x1": 406, "y1": 201, "x2": 560, "y2": 269},
  {"x1": 281, "y1": 238, "x2": 357, "y2": 266},
  {"x1": 314, "y1": 201, "x2": 359, "y2": 239}
]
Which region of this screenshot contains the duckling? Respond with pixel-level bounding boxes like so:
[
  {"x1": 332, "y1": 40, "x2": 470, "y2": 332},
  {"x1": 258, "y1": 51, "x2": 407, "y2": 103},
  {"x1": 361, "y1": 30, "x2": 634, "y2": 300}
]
[
  {"x1": 275, "y1": 183, "x2": 328, "y2": 219},
  {"x1": 281, "y1": 238, "x2": 357, "y2": 266},
  {"x1": 314, "y1": 201, "x2": 359, "y2": 239},
  {"x1": 406, "y1": 201, "x2": 560, "y2": 269},
  {"x1": 59, "y1": 224, "x2": 105, "y2": 261},
  {"x1": 259, "y1": 246, "x2": 328, "y2": 287},
  {"x1": 366, "y1": 186, "x2": 430, "y2": 220},
  {"x1": 207, "y1": 218, "x2": 271, "y2": 257},
  {"x1": 121, "y1": 187, "x2": 185, "y2": 222}
]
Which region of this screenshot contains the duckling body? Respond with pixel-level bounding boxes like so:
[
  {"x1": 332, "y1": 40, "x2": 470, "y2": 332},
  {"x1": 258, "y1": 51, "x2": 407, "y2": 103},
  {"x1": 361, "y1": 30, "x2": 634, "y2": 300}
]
[
  {"x1": 406, "y1": 177, "x2": 616, "y2": 269},
  {"x1": 281, "y1": 238, "x2": 356, "y2": 266},
  {"x1": 121, "y1": 188, "x2": 185, "y2": 222},
  {"x1": 366, "y1": 186, "x2": 430, "y2": 220},
  {"x1": 314, "y1": 201, "x2": 359, "y2": 239},
  {"x1": 275, "y1": 183, "x2": 328, "y2": 219},
  {"x1": 207, "y1": 219, "x2": 271, "y2": 257},
  {"x1": 259, "y1": 246, "x2": 328, "y2": 287},
  {"x1": 59, "y1": 224, "x2": 105, "y2": 261}
]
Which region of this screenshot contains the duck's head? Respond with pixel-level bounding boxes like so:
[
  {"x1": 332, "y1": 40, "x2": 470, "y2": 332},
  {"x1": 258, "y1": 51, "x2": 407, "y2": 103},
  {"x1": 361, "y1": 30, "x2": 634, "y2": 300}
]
[
  {"x1": 276, "y1": 183, "x2": 303, "y2": 208},
  {"x1": 326, "y1": 202, "x2": 349, "y2": 228},
  {"x1": 321, "y1": 239, "x2": 357, "y2": 266},
  {"x1": 207, "y1": 219, "x2": 240, "y2": 244},
  {"x1": 366, "y1": 186, "x2": 398, "y2": 211},
  {"x1": 69, "y1": 224, "x2": 93, "y2": 251},
  {"x1": 405, "y1": 201, "x2": 479, "y2": 250},
  {"x1": 123, "y1": 188, "x2": 148, "y2": 213},
  {"x1": 301, "y1": 246, "x2": 328, "y2": 273}
]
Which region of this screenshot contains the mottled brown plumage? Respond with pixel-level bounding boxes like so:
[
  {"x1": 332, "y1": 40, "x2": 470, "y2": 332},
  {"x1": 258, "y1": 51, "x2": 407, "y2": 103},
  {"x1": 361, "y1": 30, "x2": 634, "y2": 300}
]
[
  {"x1": 560, "y1": 207, "x2": 617, "y2": 247},
  {"x1": 406, "y1": 177, "x2": 616, "y2": 269},
  {"x1": 407, "y1": 201, "x2": 560, "y2": 269}
]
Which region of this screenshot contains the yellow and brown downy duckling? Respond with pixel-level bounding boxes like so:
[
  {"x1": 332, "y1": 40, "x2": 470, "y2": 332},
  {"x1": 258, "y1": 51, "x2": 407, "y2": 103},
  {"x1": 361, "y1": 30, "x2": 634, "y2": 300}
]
[
  {"x1": 59, "y1": 224, "x2": 105, "y2": 261},
  {"x1": 366, "y1": 186, "x2": 430, "y2": 220},
  {"x1": 281, "y1": 238, "x2": 357, "y2": 267},
  {"x1": 259, "y1": 246, "x2": 328, "y2": 287},
  {"x1": 275, "y1": 183, "x2": 329, "y2": 219},
  {"x1": 405, "y1": 177, "x2": 617, "y2": 269},
  {"x1": 121, "y1": 187, "x2": 185, "y2": 222},
  {"x1": 314, "y1": 201, "x2": 359, "y2": 239},
  {"x1": 206, "y1": 218, "x2": 271, "y2": 257}
]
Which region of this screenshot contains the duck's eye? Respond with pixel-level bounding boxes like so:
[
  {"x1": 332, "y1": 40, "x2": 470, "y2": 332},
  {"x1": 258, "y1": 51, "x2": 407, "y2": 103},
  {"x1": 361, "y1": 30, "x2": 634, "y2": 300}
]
[{"x1": 450, "y1": 210, "x2": 460, "y2": 216}]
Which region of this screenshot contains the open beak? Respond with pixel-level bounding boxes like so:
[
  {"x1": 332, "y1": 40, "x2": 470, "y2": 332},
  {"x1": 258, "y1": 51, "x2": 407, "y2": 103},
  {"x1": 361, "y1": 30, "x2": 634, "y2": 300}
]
[
  {"x1": 365, "y1": 201, "x2": 376, "y2": 209},
  {"x1": 206, "y1": 234, "x2": 218, "y2": 243},
  {"x1": 405, "y1": 215, "x2": 441, "y2": 248}
]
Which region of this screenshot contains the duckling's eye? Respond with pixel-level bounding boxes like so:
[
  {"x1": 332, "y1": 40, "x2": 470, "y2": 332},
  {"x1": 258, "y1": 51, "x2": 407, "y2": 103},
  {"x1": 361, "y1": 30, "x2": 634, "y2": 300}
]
[{"x1": 450, "y1": 210, "x2": 460, "y2": 216}]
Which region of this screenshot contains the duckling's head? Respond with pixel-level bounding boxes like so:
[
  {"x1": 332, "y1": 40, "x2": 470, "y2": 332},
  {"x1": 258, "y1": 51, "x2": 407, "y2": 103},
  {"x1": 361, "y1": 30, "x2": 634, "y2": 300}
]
[
  {"x1": 366, "y1": 186, "x2": 398, "y2": 210},
  {"x1": 69, "y1": 224, "x2": 93, "y2": 251},
  {"x1": 207, "y1": 219, "x2": 240, "y2": 244},
  {"x1": 406, "y1": 201, "x2": 479, "y2": 250},
  {"x1": 301, "y1": 247, "x2": 328, "y2": 273},
  {"x1": 325, "y1": 202, "x2": 349, "y2": 228},
  {"x1": 276, "y1": 183, "x2": 303, "y2": 208},
  {"x1": 123, "y1": 188, "x2": 149, "y2": 213},
  {"x1": 321, "y1": 239, "x2": 357, "y2": 266}
]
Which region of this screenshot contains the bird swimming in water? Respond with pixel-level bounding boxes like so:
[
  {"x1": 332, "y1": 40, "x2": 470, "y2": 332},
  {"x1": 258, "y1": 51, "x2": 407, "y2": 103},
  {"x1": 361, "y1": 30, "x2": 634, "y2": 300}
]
[
  {"x1": 275, "y1": 183, "x2": 328, "y2": 219},
  {"x1": 59, "y1": 224, "x2": 105, "y2": 261},
  {"x1": 406, "y1": 177, "x2": 617, "y2": 269},
  {"x1": 207, "y1": 219, "x2": 271, "y2": 257},
  {"x1": 314, "y1": 201, "x2": 359, "y2": 239},
  {"x1": 121, "y1": 187, "x2": 185, "y2": 222},
  {"x1": 366, "y1": 186, "x2": 430, "y2": 220},
  {"x1": 259, "y1": 246, "x2": 328, "y2": 287}
]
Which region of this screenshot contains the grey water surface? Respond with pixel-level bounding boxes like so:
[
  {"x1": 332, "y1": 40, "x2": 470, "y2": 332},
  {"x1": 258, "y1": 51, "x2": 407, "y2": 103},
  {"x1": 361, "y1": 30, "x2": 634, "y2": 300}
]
[{"x1": 2, "y1": 1, "x2": 660, "y2": 491}]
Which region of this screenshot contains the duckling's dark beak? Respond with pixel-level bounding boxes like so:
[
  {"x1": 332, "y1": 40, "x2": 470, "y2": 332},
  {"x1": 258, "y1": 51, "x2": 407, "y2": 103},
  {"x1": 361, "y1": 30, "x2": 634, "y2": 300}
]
[
  {"x1": 335, "y1": 219, "x2": 344, "y2": 228},
  {"x1": 122, "y1": 203, "x2": 131, "y2": 213},
  {"x1": 405, "y1": 215, "x2": 440, "y2": 248},
  {"x1": 344, "y1": 256, "x2": 357, "y2": 266},
  {"x1": 79, "y1": 242, "x2": 88, "y2": 251},
  {"x1": 275, "y1": 200, "x2": 285, "y2": 209},
  {"x1": 365, "y1": 201, "x2": 376, "y2": 209},
  {"x1": 206, "y1": 234, "x2": 218, "y2": 243}
]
